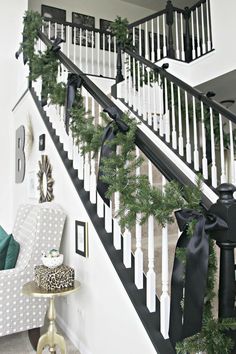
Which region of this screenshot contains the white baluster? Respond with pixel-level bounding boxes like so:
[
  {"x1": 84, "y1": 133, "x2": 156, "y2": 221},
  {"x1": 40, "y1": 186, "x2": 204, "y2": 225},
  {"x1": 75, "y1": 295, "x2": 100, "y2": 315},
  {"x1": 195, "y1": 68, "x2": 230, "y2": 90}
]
[
  {"x1": 97, "y1": 192, "x2": 104, "y2": 218},
  {"x1": 97, "y1": 31, "x2": 100, "y2": 76},
  {"x1": 67, "y1": 25, "x2": 70, "y2": 60},
  {"x1": 113, "y1": 191, "x2": 121, "y2": 250},
  {"x1": 84, "y1": 92, "x2": 90, "y2": 191},
  {"x1": 206, "y1": 0, "x2": 212, "y2": 51},
  {"x1": 73, "y1": 26, "x2": 76, "y2": 65},
  {"x1": 79, "y1": 28, "x2": 82, "y2": 70},
  {"x1": 134, "y1": 146, "x2": 143, "y2": 289},
  {"x1": 160, "y1": 176, "x2": 170, "y2": 339},
  {"x1": 124, "y1": 53, "x2": 128, "y2": 103},
  {"x1": 191, "y1": 11, "x2": 196, "y2": 60},
  {"x1": 163, "y1": 15, "x2": 167, "y2": 57},
  {"x1": 133, "y1": 56, "x2": 137, "y2": 112},
  {"x1": 108, "y1": 34, "x2": 111, "y2": 77},
  {"x1": 159, "y1": 74, "x2": 164, "y2": 137},
  {"x1": 105, "y1": 201, "x2": 113, "y2": 233},
  {"x1": 91, "y1": 31, "x2": 94, "y2": 75},
  {"x1": 192, "y1": 97, "x2": 199, "y2": 171},
  {"x1": 171, "y1": 82, "x2": 177, "y2": 149},
  {"x1": 157, "y1": 17, "x2": 161, "y2": 61},
  {"x1": 85, "y1": 29, "x2": 88, "y2": 73},
  {"x1": 147, "y1": 70, "x2": 152, "y2": 126},
  {"x1": 151, "y1": 19, "x2": 155, "y2": 62},
  {"x1": 201, "y1": 3, "x2": 206, "y2": 54},
  {"x1": 145, "y1": 21, "x2": 149, "y2": 60},
  {"x1": 123, "y1": 225, "x2": 132, "y2": 268},
  {"x1": 146, "y1": 160, "x2": 156, "y2": 312},
  {"x1": 196, "y1": 7, "x2": 201, "y2": 57},
  {"x1": 177, "y1": 87, "x2": 184, "y2": 156},
  {"x1": 180, "y1": 13, "x2": 185, "y2": 61},
  {"x1": 103, "y1": 33, "x2": 106, "y2": 76},
  {"x1": 219, "y1": 114, "x2": 227, "y2": 183},
  {"x1": 164, "y1": 78, "x2": 170, "y2": 143},
  {"x1": 185, "y1": 91, "x2": 191, "y2": 163},
  {"x1": 113, "y1": 37, "x2": 117, "y2": 78},
  {"x1": 175, "y1": 12, "x2": 180, "y2": 60},
  {"x1": 200, "y1": 102, "x2": 208, "y2": 179},
  {"x1": 90, "y1": 97, "x2": 97, "y2": 204},
  {"x1": 210, "y1": 107, "x2": 217, "y2": 187}
]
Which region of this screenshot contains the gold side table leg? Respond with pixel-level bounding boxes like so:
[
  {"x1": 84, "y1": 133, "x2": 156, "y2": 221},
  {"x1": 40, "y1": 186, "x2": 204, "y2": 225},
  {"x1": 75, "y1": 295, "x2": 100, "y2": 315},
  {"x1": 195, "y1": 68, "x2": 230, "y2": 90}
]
[{"x1": 37, "y1": 296, "x2": 67, "y2": 354}]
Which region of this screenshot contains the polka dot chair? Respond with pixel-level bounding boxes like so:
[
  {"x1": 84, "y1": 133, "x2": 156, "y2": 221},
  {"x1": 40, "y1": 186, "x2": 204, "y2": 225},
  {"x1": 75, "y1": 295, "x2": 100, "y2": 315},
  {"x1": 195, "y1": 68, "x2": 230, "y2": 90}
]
[{"x1": 0, "y1": 203, "x2": 66, "y2": 338}]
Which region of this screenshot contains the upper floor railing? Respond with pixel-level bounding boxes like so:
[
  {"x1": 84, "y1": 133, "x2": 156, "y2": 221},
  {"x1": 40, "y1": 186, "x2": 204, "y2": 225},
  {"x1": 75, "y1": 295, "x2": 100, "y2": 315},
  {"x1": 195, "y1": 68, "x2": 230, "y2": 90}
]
[
  {"x1": 117, "y1": 47, "x2": 236, "y2": 195},
  {"x1": 128, "y1": 0, "x2": 213, "y2": 63},
  {"x1": 42, "y1": 17, "x2": 117, "y2": 79}
]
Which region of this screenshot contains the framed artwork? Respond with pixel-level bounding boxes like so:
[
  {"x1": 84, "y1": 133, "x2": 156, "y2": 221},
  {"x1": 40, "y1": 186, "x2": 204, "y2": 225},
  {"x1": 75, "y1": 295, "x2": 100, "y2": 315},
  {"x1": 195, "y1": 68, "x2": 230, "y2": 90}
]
[
  {"x1": 41, "y1": 5, "x2": 66, "y2": 41},
  {"x1": 72, "y1": 12, "x2": 95, "y2": 47},
  {"x1": 37, "y1": 155, "x2": 54, "y2": 203},
  {"x1": 75, "y1": 220, "x2": 88, "y2": 257},
  {"x1": 99, "y1": 19, "x2": 115, "y2": 52}
]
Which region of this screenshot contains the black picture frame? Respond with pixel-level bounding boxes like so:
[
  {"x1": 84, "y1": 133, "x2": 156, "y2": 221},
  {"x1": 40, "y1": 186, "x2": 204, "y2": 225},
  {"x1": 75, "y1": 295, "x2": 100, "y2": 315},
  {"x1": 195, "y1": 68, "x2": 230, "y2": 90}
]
[
  {"x1": 41, "y1": 5, "x2": 66, "y2": 41},
  {"x1": 75, "y1": 220, "x2": 88, "y2": 257},
  {"x1": 72, "y1": 12, "x2": 95, "y2": 48},
  {"x1": 99, "y1": 19, "x2": 115, "y2": 52},
  {"x1": 39, "y1": 134, "x2": 45, "y2": 151}
]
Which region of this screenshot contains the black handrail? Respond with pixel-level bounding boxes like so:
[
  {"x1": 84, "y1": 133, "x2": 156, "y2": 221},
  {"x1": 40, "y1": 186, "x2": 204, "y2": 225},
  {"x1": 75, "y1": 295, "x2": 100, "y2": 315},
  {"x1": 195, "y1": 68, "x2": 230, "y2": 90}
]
[
  {"x1": 37, "y1": 30, "x2": 213, "y2": 208},
  {"x1": 189, "y1": 0, "x2": 207, "y2": 12},
  {"x1": 43, "y1": 17, "x2": 114, "y2": 36},
  {"x1": 124, "y1": 48, "x2": 236, "y2": 125}
]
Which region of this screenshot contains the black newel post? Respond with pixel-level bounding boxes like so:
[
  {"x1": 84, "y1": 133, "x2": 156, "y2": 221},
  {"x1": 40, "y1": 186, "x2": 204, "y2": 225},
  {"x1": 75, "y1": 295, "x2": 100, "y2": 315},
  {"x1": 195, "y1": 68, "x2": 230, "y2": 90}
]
[
  {"x1": 166, "y1": 0, "x2": 175, "y2": 59},
  {"x1": 183, "y1": 7, "x2": 191, "y2": 63},
  {"x1": 209, "y1": 184, "x2": 236, "y2": 353},
  {"x1": 116, "y1": 44, "x2": 124, "y2": 84}
]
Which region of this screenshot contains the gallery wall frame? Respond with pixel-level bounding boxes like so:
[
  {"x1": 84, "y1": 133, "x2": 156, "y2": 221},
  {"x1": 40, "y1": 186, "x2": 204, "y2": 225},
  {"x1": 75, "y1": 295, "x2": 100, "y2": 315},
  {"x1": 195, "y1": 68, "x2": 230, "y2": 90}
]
[
  {"x1": 99, "y1": 19, "x2": 115, "y2": 52},
  {"x1": 75, "y1": 220, "x2": 88, "y2": 257},
  {"x1": 72, "y1": 12, "x2": 95, "y2": 48}
]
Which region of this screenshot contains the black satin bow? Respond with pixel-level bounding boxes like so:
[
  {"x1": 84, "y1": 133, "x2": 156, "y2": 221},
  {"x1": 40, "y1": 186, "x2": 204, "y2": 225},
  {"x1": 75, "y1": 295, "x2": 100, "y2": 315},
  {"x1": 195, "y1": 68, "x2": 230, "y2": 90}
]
[
  {"x1": 169, "y1": 209, "x2": 227, "y2": 346},
  {"x1": 97, "y1": 107, "x2": 128, "y2": 206},
  {"x1": 64, "y1": 73, "x2": 83, "y2": 133}
]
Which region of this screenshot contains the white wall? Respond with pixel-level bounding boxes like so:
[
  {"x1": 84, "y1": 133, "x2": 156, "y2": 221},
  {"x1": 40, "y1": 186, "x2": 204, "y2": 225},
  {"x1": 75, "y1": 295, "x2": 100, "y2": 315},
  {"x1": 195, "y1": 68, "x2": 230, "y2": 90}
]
[
  {"x1": 12, "y1": 91, "x2": 157, "y2": 354},
  {"x1": 29, "y1": 0, "x2": 153, "y2": 25},
  {"x1": 0, "y1": 0, "x2": 28, "y2": 232}
]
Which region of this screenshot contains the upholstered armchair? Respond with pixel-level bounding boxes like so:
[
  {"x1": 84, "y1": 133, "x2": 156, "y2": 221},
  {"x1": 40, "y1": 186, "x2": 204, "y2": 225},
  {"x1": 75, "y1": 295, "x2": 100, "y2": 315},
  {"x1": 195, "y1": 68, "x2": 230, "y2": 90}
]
[{"x1": 0, "y1": 203, "x2": 66, "y2": 347}]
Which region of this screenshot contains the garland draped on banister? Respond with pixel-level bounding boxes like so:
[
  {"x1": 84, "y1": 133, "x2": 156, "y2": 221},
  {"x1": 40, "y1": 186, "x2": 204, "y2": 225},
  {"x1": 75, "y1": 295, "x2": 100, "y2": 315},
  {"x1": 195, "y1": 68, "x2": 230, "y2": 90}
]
[{"x1": 16, "y1": 10, "x2": 236, "y2": 354}]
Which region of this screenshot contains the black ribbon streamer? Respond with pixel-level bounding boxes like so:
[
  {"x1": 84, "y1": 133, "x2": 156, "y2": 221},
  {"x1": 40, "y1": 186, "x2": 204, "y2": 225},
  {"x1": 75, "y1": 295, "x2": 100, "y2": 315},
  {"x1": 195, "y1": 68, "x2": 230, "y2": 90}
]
[
  {"x1": 64, "y1": 73, "x2": 83, "y2": 133},
  {"x1": 15, "y1": 35, "x2": 28, "y2": 65},
  {"x1": 169, "y1": 209, "x2": 227, "y2": 346},
  {"x1": 97, "y1": 107, "x2": 128, "y2": 206}
]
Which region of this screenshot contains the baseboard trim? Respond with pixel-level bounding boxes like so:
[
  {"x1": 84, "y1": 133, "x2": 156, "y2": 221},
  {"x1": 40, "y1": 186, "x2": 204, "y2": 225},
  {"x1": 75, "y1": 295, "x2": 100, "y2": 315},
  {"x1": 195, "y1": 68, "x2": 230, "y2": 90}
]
[{"x1": 56, "y1": 313, "x2": 92, "y2": 354}]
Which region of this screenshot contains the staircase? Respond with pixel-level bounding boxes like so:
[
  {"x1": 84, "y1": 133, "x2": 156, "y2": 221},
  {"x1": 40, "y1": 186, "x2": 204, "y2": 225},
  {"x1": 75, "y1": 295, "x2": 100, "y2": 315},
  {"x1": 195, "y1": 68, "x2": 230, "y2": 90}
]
[{"x1": 15, "y1": 3, "x2": 236, "y2": 353}]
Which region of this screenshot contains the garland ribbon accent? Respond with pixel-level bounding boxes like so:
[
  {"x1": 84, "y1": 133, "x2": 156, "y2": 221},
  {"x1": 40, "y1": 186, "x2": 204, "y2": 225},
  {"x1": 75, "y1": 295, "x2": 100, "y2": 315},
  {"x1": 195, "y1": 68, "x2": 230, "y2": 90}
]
[
  {"x1": 97, "y1": 106, "x2": 129, "y2": 206},
  {"x1": 169, "y1": 209, "x2": 227, "y2": 346},
  {"x1": 65, "y1": 73, "x2": 83, "y2": 133}
]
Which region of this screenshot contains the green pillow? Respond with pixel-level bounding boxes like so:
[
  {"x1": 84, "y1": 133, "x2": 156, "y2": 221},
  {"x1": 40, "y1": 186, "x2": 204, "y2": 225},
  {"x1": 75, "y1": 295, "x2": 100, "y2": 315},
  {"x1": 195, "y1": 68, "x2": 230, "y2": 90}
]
[
  {"x1": 4, "y1": 235, "x2": 20, "y2": 270},
  {"x1": 0, "y1": 226, "x2": 11, "y2": 270}
]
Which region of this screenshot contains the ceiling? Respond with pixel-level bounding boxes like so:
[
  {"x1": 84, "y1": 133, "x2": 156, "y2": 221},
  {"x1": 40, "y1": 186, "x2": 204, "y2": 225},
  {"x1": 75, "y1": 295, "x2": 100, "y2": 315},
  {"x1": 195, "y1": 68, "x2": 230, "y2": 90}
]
[
  {"x1": 121, "y1": 0, "x2": 198, "y2": 12},
  {"x1": 196, "y1": 70, "x2": 236, "y2": 114}
]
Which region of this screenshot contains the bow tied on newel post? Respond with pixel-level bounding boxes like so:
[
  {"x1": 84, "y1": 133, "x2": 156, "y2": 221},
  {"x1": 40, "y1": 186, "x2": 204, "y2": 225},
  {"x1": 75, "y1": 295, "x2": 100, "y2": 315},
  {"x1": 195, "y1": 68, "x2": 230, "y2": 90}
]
[{"x1": 169, "y1": 207, "x2": 227, "y2": 346}]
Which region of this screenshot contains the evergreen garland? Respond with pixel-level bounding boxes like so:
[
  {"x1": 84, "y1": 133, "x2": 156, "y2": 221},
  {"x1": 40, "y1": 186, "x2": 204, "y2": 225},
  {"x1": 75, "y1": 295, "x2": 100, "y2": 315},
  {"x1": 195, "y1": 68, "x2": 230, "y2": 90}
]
[{"x1": 20, "y1": 11, "x2": 236, "y2": 353}]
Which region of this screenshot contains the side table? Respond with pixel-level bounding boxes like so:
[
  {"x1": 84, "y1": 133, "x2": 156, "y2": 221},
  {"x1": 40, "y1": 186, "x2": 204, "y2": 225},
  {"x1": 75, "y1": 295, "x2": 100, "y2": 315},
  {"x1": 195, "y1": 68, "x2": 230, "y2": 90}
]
[{"x1": 22, "y1": 280, "x2": 80, "y2": 354}]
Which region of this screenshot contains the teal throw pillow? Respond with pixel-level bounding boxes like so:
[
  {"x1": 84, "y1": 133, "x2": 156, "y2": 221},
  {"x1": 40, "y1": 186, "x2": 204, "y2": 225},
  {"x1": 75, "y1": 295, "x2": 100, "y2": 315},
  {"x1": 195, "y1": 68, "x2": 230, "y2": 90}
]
[
  {"x1": 4, "y1": 235, "x2": 20, "y2": 270},
  {"x1": 0, "y1": 226, "x2": 11, "y2": 270}
]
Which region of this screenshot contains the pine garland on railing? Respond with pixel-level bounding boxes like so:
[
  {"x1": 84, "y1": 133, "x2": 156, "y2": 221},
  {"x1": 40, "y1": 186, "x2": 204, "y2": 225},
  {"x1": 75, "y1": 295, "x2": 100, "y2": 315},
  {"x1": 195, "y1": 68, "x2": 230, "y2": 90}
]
[{"x1": 19, "y1": 11, "x2": 236, "y2": 354}]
